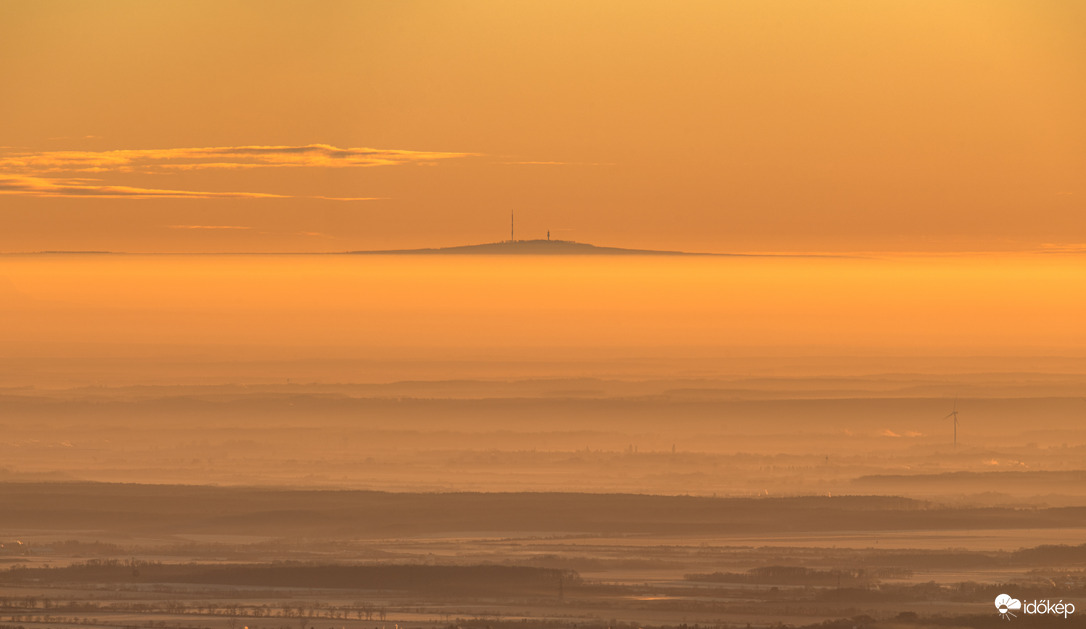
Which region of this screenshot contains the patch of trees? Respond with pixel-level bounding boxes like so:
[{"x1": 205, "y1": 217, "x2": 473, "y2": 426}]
[{"x1": 685, "y1": 566, "x2": 910, "y2": 586}]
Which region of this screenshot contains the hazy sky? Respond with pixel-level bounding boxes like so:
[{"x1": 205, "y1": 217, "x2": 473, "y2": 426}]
[
  {"x1": 2, "y1": 1, "x2": 1084, "y2": 253},
  {"x1": 3, "y1": 254, "x2": 1085, "y2": 387}
]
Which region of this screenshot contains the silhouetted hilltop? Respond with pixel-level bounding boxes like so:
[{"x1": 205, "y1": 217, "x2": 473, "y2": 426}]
[
  {"x1": 346, "y1": 239, "x2": 713, "y2": 255},
  {"x1": 0, "y1": 561, "x2": 575, "y2": 595},
  {"x1": 3, "y1": 483, "x2": 1084, "y2": 538}
]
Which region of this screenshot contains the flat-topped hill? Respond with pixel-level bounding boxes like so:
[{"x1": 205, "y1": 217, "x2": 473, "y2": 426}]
[{"x1": 346, "y1": 239, "x2": 709, "y2": 255}]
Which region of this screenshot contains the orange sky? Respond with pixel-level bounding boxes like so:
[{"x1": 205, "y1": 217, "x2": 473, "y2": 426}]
[
  {"x1": 1, "y1": 0, "x2": 1084, "y2": 253},
  {"x1": 3, "y1": 253, "x2": 1085, "y2": 386}
]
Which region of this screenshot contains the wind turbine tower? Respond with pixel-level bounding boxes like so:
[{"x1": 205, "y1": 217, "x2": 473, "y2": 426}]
[
  {"x1": 511, "y1": 210, "x2": 515, "y2": 242},
  {"x1": 943, "y1": 399, "x2": 960, "y2": 448}
]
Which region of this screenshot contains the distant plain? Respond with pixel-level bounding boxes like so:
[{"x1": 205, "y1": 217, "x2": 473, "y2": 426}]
[{"x1": 1, "y1": 254, "x2": 1084, "y2": 629}]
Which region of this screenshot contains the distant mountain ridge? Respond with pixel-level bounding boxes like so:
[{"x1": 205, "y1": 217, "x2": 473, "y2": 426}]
[
  {"x1": 11, "y1": 241, "x2": 835, "y2": 256},
  {"x1": 346, "y1": 239, "x2": 715, "y2": 255}
]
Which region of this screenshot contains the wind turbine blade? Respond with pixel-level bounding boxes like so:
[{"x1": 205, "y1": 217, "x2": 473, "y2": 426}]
[{"x1": 942, "y1": 412, "x2": 956, "y2": 419}]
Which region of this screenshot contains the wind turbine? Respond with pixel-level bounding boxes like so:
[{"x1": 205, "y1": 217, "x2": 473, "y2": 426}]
[{"x1": 943, "y1": 398, "x2": 959, "y2": 448}]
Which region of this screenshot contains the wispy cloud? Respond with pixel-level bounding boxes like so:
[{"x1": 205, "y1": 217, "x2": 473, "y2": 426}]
[
  {"x1": 0, "y1": 174, "x2": 283, "y2": 199},
  {"x1": 0, "y1": 144, "x2": 476, "y2": 174},
  {"x1": 504, "y1": 161, "x2": 569, "y2": 166},
  {"x1": 311, "y1": 195, "x2": 386, "y2": 201},
  {"x1": 501, "y1": 160, "x2": 613, "y2": 166},
  {"x1": 167, "y1": 225, "x2": 253, "y2": 230},
  {"x1": 0, "y1": 143, "x2": 475, "y2": 200},
  {"x1": 46, "y1": 135, "x2": 103, "y2": 141},
  {"x1": 1039, "y1": 243, "x2": 1086, "y2": 254}
]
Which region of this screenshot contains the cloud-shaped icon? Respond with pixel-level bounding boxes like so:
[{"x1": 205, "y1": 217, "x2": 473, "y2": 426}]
[{"x1": 995, "y1": 594, "x2": 1022, "y2": 618}]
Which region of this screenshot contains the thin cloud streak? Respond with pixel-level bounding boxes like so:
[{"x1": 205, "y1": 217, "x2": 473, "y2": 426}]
[
  {"x1": 167, "y1": 225, "x2": 253, "y2": 230},
  {"x1": 501, "y1": 160, "x2": 614, "y2": 166},
  {"x1": 0, "y1": 143, "x2": 472, "y2": 199},
  {"x1": 1039, "y1": 243, "x2": 1086, "y2": 254},
  {"x1": 0, "y1": 174, "x2": 283, "y2": 199},
  {"x1": 311, "y1": 195, "x2": 386, "y2": 201},
  {"x1": 503, "y1": 161, "x2": 569, "y2": 166},
  {"x1": 0, "y1": 144, "x2": 478, "y2": 174}
]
